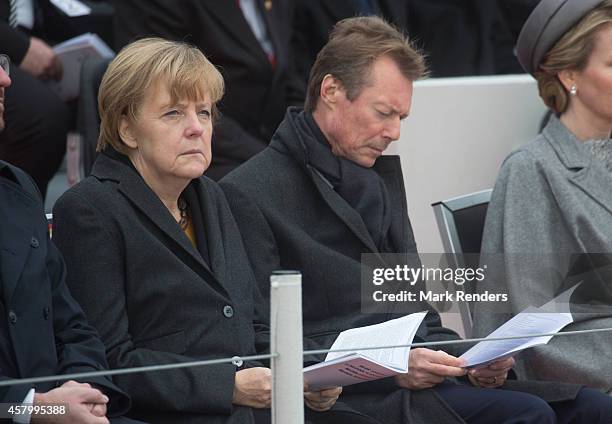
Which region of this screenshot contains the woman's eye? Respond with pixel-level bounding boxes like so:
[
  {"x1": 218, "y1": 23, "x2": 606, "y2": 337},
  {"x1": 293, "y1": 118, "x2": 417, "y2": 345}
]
[
  {"x1": 198, "y1": 109, "x2": 212, "y2": 119},
  {"x1": 163, "y1": 110, "x2": 181, "y2": 117},
  {"x1": 377, "y1": 110, "x2": 391, "y2": 118}
]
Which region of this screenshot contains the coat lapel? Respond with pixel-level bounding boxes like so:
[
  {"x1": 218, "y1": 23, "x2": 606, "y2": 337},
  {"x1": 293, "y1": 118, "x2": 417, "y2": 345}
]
[
  {"x1": 185, "y1": 180, "x2": 228, "y2": 288},
  {"x1": 544, "y1": 117, "x2": 612, "y2": 216},
  {"x1": 201, "y1": 0, "x2": 270, "y2": 66},
  {"x1": 0, "y1": 175, "x2": 36, "y2": 304},
  {"x1": 374, "y1": 156, "x2": 413, "y2": 253},
  {"x1": 92, "y1": 153, "x2": 214, "y2": 279},
  {"x1": 308, "y1": 165, "x2": 384, "y2": 260},
  {"x1": 569, "y1": 163, "x2": 612, "y2": 216}
]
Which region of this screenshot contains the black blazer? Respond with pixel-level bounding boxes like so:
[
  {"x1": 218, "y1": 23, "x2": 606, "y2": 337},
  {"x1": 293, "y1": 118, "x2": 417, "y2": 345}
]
[
  {"x1": 0, "y1": 160, "x2": 129, "y2": 414},
  {"x1": 291, "y1": 0, "x2": 520, "y2": 79},
  {"x1": 52, "y1": 151, "x2": 269, "y2": 424},
  {"x1": 113, "y1": 0, "x2": 304, "y2": 180},
  {"x1": 292, "y1": 0, "x2": 409, "y2": 83}
]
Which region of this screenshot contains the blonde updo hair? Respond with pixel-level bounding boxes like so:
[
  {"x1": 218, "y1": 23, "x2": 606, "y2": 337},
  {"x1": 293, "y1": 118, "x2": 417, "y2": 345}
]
[
  {"x1": 97, "y1": 38, "x2": 225, "y2": 153},
  {"x1": 536, "y1": 0, "x2": 612, "y2": 113}
]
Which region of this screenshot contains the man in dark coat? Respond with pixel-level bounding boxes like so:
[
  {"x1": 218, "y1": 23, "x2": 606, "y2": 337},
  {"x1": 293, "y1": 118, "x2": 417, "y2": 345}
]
[
  {"x1": 221, "y1": 16, "x2": 612, "y2": 424},
  {"x1": 0, "y1": 62, "x2": 134, "y2": 423},
  {"x1": 113, "y1": 0, "x2": 304, "y2": 180}
]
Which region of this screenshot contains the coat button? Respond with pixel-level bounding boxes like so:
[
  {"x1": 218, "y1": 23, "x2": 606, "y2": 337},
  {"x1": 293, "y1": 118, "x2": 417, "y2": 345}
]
[
  {"x1": 8, "y1": 311, "x2": 17, "y2": 324},
  {"x1": 222, "y1": 305, "x2": 234, "y2": 318},
  {"x1": 43, "y1": 307, "x2": 50, "y2": 320},
  {"x1": 30, "y1": 237, "x2": 39, "y2": 248},
  {"x1": 231, "y1": 356, "x2": 244, "y2": 367}
]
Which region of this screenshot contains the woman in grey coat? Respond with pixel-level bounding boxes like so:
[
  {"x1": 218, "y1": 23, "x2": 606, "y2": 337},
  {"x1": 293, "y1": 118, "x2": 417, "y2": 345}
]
[{"x1": 474, "y1": 0, "x2": 612, "y2": 392}]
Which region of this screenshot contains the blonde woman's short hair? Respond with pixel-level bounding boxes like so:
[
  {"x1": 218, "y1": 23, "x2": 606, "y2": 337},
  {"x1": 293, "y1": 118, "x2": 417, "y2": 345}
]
[
  {"x1": 97, "y1": 37, "x2": 224, "y2": 153},
  {"x1": 536, "y1": 0, "x2": 612, "y2": 114}
]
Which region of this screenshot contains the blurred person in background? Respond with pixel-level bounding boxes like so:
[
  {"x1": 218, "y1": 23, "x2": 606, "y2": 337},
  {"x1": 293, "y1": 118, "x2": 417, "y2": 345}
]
[
  {"x1": 0, "y1": 0, "x2": 70, "y2": 198},
  {"x1": 291, "y1": 0, "x2": 522, "y2": 81},
  {"x1": 113, "y1": 0, "x2": 304, "y2": 180}
]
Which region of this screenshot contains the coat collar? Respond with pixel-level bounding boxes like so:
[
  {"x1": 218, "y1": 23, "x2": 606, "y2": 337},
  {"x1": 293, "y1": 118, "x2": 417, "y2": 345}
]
[
  {"x1": 270, "y1": 108, "x2": 411, "y2": 258},
  {"x1": 543, "y1": 115, "x2": 612, "y2": 215},
  {"x1": 309, "y1": 156, "x2": 410, "y2": 260},
  {"x1": 91, "y1": 151, "x2": 230, "y2": 293},
  {"x1": 0, "y1": 162, "x2": 37, "y2": 304}
]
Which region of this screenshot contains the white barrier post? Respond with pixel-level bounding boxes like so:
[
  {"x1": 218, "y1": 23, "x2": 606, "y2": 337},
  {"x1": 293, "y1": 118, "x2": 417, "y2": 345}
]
[{"x1": 270, "y1": 271, "x2": 304, "y2": 424}]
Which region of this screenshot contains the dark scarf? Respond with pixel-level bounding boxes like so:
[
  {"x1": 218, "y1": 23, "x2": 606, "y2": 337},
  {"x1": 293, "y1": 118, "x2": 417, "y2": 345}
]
[{"x1": 276, "y1": 108, "x2": 393, "y2": 251}]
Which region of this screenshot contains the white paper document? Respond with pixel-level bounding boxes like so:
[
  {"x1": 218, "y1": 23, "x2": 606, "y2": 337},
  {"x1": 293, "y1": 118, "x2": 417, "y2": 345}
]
[
  {"x1": 48, "y1": 33, "x2": 115, "y2": 101},
  {"x1": 460, "y1": 307, "x2": 573, "y2": 368},
  {"x1": 303, "y1": 311, "x2": 427, "y2": 391},
  {"x1": 50, "y1": 0, "x2": 91, "y2": 17}
]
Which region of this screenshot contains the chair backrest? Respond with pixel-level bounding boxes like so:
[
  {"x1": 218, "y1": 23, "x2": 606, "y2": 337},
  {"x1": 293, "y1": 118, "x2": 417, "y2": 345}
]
[
  {"x1": 431, "y1": 189, "x2": 492, "y2": 336},
  {"x1": 77, "y1": 58, "x2": 111, "y2": 177}
]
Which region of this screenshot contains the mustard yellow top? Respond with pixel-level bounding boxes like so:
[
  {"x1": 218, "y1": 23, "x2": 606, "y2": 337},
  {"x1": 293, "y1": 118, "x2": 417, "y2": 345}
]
[{"x1": 182, "y1": 215, "x2": 197, "y2": 248}]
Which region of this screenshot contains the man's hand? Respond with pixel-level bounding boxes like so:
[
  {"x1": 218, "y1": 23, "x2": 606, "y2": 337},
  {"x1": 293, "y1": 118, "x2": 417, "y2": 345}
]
[
  {"x1": 19, "y1": 37, "x2": 63, "y2": 80},
  {"x1": 394, "y1": 348, "x2": 467, "y2": 390},
  {"x1": 32, "y1": 380, "x2": 109, "y2": 423},
  {"x1": 304, "y1": 387, "x2": 342, "y2": 412},
  {"x1": 61, "y1": 381, "x2": 108, "y2": 417},
  {"x1": 467, "y1": 357, "x2": 514, "y2": 389},
  {"x1": 233, "y1": 367, "x2": 272, "y2": 408}
]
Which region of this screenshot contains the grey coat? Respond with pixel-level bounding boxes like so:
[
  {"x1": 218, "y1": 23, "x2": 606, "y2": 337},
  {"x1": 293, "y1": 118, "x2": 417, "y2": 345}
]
[{"x1": 473, "y1": 115, "x2": 612, "y2": 391}]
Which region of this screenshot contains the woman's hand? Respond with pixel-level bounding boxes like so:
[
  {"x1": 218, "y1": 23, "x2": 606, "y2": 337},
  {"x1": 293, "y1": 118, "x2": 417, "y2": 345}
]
[
  {"x1": 394, "y1": 348, "x2": 467, "y2": 390},
  {"x1": 467, "y1": 357, "x2": 515, "y2": 389},
  {"x1": 232, "y1": 367, "x2": 272, "y2": 408},
  {"x1": 304, "y1": 387, "x2": 342, "y2": 412}
]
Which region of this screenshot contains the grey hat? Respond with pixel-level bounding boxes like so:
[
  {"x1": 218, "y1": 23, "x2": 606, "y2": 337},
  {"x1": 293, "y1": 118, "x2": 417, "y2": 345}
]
[{"x1": 517, "y1": 0, "x2": 603, "y2": 75}]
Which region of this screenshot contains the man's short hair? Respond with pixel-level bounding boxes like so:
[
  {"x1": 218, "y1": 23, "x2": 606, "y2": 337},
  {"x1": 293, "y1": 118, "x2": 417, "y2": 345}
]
[{"x1": 304, "y1": 16, "x2": 427, "y2": 112}]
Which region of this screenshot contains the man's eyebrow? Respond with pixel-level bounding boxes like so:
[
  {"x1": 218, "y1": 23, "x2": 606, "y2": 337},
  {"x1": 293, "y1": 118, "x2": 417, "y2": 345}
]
[{"x1": 376, "y1": 102, "x2": 409, "y2": 120}]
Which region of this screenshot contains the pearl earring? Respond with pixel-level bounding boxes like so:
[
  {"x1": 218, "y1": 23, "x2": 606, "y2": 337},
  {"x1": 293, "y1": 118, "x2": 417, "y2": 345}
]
[{"x1": 570, "y1": 85, "x2": 577, "y2": 96}]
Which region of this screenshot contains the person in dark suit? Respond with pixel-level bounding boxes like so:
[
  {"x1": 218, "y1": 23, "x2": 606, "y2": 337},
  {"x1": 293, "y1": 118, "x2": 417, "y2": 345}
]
[
  {"x1": 51, "y1": 38, "x2": 388, "y2": 424},
  {"x1": 0, "y1": 58, "x2": 133, "y2": 424},
  {"x1": 291, "y1": 0, "x2": 522, "y2": 81},
  {"x1": 220, "y1": 16, "x2": 612, "y2": 424},
  {"x1": 0, "y1": 0, "x2": 69, "y2": 198},
  {"x1": 112, "y1": 0, "x2": 304, "y2": 181},
  {"x1": 291, "y1": 0, "x2": 409, "y2": 83}
]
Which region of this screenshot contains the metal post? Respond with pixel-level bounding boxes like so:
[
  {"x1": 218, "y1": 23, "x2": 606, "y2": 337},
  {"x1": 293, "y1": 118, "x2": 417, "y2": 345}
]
[{"x1": 270, "y1": 271, "x2": 304, "y2": 424}]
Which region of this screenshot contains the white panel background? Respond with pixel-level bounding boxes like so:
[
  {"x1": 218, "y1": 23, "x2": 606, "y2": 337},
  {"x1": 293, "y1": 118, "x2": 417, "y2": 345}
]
[{"x1": 385, "y1": 74, "x2": 548, "y2": 334}]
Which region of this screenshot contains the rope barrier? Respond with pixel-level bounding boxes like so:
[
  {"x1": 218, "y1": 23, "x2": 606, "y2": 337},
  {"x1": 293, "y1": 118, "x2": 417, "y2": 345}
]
[
  {"x1": 2, "y1": 326, "x2": 612, "y2": 388},
  {"x1": 0, "y1": 353, "x2": 277, "y2": 387}
]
